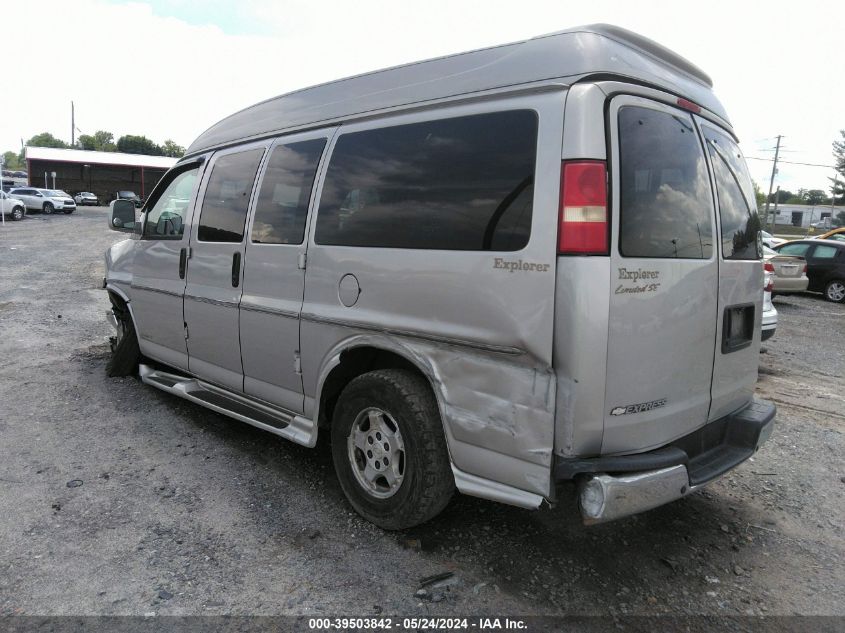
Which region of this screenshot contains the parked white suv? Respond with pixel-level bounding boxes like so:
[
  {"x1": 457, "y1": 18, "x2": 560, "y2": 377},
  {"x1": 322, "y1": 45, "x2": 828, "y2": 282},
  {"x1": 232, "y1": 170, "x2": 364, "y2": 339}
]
[
  {"x1": 103, "y1": 24, "x2": 775, "y2": 529},
  {"x1": 9, "y1": 188, "x2": 76, "y2": 214},
  {"x1": 0, "y1": 190, "x2": 26, "y2": 221}
]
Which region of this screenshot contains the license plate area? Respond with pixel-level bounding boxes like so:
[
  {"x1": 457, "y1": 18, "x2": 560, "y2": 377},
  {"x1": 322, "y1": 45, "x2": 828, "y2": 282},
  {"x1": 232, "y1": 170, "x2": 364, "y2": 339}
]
[{"x1": 722, "y1": 304, "x2": 755, "y2": 353}]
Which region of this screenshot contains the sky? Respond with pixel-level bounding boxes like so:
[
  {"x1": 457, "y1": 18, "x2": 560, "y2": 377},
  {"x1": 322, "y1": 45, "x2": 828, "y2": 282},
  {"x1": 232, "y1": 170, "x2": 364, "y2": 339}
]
[{"x1": 1, "y1": 0, "x2": 842, "y2": 195}]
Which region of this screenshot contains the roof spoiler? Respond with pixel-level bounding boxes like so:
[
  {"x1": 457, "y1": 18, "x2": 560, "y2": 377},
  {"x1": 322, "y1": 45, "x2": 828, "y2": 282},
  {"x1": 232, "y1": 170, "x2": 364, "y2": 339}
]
[{"x1": 547, "y1": 24, "x2": 713, "y2": 88}]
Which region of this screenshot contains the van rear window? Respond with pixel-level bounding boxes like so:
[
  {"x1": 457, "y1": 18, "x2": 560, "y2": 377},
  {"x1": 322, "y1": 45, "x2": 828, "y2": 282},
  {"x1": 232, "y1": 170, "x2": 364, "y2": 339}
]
[
  {"x1": 314, "y1": 110, "x2": 537, "y2": 251},
  {"x1": 702, "y1": 127, "x2": 761, "y2": 260},
  {"x1": 618, "y1": 106, "x2": 714, "y2": 259}
]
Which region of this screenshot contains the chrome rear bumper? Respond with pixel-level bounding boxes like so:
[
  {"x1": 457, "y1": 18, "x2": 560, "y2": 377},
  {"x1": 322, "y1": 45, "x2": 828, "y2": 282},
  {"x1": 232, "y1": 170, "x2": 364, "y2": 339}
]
[{"x1": 558, "y1": 399, "x2": 776, "y2": 524}]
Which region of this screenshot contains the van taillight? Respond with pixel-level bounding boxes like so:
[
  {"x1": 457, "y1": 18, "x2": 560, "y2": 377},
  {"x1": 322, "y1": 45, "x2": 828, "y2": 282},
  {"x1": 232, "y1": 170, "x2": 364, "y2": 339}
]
[{"x1": 558, "y1": 161, "x2": 608, "y2": 255}]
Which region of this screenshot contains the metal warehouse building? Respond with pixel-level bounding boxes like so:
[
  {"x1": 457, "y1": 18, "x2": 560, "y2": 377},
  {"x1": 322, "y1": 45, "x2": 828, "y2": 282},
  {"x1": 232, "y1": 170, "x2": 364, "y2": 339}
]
[{"x1": 25, "y1": 147, "x2": 177, "y2": 204}]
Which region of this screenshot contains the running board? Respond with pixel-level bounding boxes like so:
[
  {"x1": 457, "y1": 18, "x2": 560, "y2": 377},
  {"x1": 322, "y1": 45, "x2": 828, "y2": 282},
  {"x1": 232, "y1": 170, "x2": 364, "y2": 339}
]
[{"x1": 138, "y1": 364, "x2": 317, "y2": 447}]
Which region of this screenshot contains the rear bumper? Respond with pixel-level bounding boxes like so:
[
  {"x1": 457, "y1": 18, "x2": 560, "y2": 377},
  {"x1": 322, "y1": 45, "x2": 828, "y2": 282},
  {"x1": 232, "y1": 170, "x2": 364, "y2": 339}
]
[
  {"x1": 555, "y1": 398, "x2": 776, "y2": 524},
  {"x1": 773, "y1": 278, "x2": 809, "y2": 293}
]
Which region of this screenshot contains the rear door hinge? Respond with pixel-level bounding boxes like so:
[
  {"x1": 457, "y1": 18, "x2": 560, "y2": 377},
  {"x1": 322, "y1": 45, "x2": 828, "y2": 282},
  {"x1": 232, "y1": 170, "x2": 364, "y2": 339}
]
[
  {"x1": 297, "y1": 253, "x2": 307, "y2": 270},
  {"x1": 294, "y1": 351, "x2": 302, "y2": 375}
]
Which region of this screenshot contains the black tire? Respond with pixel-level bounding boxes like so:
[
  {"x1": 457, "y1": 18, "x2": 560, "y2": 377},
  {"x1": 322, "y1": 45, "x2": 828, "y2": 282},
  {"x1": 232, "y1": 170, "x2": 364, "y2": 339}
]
[
  {"x1": 824, "y1": 279, "x2": 845, "y2": 303},
  {"x1": 43, "y1": 202, "x2": 54, "y2": 215},
  {"x1": 106, "y1": 305, "x2": 141, "y2": 377},
  {"x1": 11, "y1": 206, "x2": 24, "y2": 221},
  {"x1": 331, "y1": 369, "x2": 454, "y2": 530}
]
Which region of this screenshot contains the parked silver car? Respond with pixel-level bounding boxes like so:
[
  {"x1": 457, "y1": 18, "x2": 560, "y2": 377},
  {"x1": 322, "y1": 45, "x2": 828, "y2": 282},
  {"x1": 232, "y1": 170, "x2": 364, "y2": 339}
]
[
  {"x1": 9, "y1": 187, "x2": 76, "y2": 214},
  {"x1": 74, "y1": 191, "x2": 99, "y2": 206},
  {"x1": 103, "y1": 24, "x2": 775, "y2": 529},
  {"x1": 0, "y1": 190, "x2": 26, "y2": 221}
]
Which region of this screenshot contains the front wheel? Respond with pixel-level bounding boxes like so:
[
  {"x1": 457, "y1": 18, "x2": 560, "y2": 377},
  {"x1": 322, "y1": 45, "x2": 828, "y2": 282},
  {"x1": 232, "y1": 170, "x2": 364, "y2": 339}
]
[
  {"x1": 824, "y1": 279, "x2": 845, "y2": 303},
  {"x1": 43, "y1": 202, "x2": 54, "y2": 215},
  {"x1": 331, "y1": 369, "x2": 454, "y2": 530},
  {"x1": 11, "y1": 206, "x2": 24, "y2": 221}
]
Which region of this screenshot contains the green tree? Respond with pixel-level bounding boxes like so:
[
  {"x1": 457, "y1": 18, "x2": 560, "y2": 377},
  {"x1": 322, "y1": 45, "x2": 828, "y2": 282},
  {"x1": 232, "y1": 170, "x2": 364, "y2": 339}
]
[
  {"x1": 752, "y1": 180, "x2": 766, "y2": 210},
  {"x1": 805, "y1": 189, "x2": 827, "y2": 205},
  {"x1": 78, "y1": 130, "x2": 116, "y2": 152},
  {"x1": 2, "y1": 151, "x2": 22, "y2": 170},
  {"x1": 768, "y1": 189, "x2": 794, "y2": 204},
  {"x1": 25, "y1": 132, "x2": 68, "y2": 149},
  {"x1": 832, "y1": 130, "x2": 845, "y2": 204},
  {"x1": 116, "y1": 135, "x2": 163, "y2": 156},
  {"x1": 160, "y1": 139, "x2": 186, "y2": 158}
]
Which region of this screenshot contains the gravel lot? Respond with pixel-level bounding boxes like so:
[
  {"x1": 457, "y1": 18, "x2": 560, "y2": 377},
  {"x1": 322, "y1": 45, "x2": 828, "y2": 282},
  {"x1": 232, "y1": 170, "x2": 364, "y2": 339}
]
[{"x1": 0, "y1": 207, "x2": 842, "y2": 619}]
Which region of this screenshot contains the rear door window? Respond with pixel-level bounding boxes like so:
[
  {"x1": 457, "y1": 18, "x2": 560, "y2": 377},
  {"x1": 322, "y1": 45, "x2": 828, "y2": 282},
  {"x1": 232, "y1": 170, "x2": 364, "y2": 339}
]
[
  {"x1": 777, "y1": 243, "x2": 811, "y2": 257},
  {"x1": 314, "y1": 110, "x2": 537, "y2": 251},
  {"x1": 617, "y1": 106, "x2": 714, "y2": 259},
  {"x1": 197, "y1": 149, "x2": 264, "y2": 243},
  {"x1": 251, "y1": 139, "x2": 326, "y2": 244},
  {"x1": 702, "y1": 127, "x2": 761, "y2": 260}
]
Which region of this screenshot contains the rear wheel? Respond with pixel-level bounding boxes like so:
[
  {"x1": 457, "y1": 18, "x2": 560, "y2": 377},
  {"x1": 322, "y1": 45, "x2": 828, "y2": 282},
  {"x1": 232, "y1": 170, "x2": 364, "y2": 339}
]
[
  {"x1": 824, "y1": 280, "x2": 845, "y2": 303},
  {"x1": 11, "y1": 206, "x2": 23, "y2": 221},
  {"x1": 331, "y1": 369, "x2": 454, "y2": 530},
  {"x1": 43, "y1": 202, "x2": 54, "y2": 215},
  {"x1": 106, "y1": 302, "x2": 141, "y2": 377}
]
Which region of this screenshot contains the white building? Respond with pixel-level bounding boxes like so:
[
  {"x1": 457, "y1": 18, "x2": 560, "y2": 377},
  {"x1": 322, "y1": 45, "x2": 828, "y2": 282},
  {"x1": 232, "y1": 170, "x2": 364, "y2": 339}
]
[{"x1": 766, "y1": 203, "x2": 843, "y2": 228}]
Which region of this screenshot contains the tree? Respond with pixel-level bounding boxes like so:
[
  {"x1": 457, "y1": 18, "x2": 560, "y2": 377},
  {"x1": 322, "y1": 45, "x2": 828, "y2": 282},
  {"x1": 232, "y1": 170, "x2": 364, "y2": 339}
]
[
  {"x1": 25, "y1": 132, "x2": 68, "y2": 149},
  {"x1": 2, "y1": 151, "x2": 22, "y2": 170},
  {"x1": 768, "y1": 189, "x2": 794, "y2": 204},
  {"x1": 752, "y1": 180, "x2": 766, "y2": 210},
  {"x1": 116, "y1": 135, "x2": 163, "y2": 156},
  {"x1": 832, "y1": 130, "x2": 845, "y2": 205},
  {"x1": 78, "y1": 130, "x2": 116, "y2": 152},
  {"x1": 161, "y1": 139, "x2": 186, "y2": 158},
  {"x1": 805, "y1": 189, "x2": 827, "y2": 206}
]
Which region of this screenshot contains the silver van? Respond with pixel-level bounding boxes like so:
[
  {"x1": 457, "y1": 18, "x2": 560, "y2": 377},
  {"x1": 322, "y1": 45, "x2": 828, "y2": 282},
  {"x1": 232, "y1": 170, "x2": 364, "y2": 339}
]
[{"x1": 104, "y1": 24, "x2": 775, "y2": 529}]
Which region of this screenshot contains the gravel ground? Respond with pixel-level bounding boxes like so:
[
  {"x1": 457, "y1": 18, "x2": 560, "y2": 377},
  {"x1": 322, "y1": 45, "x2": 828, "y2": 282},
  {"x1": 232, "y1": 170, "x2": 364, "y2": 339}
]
[{"x1": 0, "y1": 207, "x2": 842, "y2": 619}]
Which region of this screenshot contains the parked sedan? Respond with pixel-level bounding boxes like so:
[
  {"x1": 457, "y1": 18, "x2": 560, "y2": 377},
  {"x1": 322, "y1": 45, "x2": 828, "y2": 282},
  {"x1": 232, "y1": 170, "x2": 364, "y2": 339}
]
[
  {"x1": 8, "y1": 188, "x2": 76, "y2": 214},
  {"x1": 773, "y1": 240, "x2": 845, "y2": 302},
  {"x1": 74, "y1": 191, "x2": 99, "y2": 206},
  {"x1": 762, "y1": 245, "x2": 809, "y2": 294}
]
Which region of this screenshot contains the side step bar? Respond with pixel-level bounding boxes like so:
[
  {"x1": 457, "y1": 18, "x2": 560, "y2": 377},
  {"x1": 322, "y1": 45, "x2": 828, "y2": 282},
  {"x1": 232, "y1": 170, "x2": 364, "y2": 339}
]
[{"x1": 138, "y1": 364, "x2": 317, "y2": 447}]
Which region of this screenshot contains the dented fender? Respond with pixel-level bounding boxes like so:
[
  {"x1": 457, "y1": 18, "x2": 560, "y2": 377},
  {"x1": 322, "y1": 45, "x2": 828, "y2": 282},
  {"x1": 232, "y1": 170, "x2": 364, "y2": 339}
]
[{"x1": 312, "y1": 333, "x2": 556, "y2": 502}]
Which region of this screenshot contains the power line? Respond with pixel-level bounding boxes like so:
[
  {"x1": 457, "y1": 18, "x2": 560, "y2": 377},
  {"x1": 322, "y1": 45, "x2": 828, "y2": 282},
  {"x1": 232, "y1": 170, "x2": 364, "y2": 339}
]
[{"x1": 747, "y1": 156, "x2": 836, "y2": 169}]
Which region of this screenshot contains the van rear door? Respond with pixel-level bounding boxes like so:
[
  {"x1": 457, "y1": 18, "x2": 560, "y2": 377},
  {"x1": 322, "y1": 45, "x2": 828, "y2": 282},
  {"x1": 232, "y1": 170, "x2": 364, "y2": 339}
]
[
  {"x1": 603, "y1": 96, "x2": 719, "y2": 454},
  {"x1": 697, "y1": 121, "x2": 763, "y2": 421}
]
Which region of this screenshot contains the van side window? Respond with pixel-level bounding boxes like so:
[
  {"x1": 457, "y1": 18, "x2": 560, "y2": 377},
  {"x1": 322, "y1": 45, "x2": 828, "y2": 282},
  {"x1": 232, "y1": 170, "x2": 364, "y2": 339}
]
[
  {"x1": 251, "y1": 139, "x2": 326, "y2": 244},
  {"x1": 618, "y1": 106, "x2": 713, "y2": 259},
  {"x1": 198, "y1": 149, "x2": 264, "y2": 243},
  {"x1": 315, "y1": 110, "x2": 537, "y2": 251},
  {"x1": 142, "y1": 167, "x2": 199, "y2": 238},
  {"x1": 702, "y1": 128, "x2": 761, "y2": 260}
]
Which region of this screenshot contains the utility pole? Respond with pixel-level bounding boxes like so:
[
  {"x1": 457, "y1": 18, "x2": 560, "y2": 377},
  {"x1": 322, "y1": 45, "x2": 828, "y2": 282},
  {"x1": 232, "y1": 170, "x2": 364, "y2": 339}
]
[
  {"x1": 764, "y1": 135, "x2": 782, "y2": 230},
  {"x1": 71, "y1": 101, "x2": 75, "y2": 147}
]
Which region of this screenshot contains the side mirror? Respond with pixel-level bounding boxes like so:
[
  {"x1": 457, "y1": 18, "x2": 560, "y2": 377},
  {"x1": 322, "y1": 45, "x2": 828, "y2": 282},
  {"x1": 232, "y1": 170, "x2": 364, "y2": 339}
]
[{"x1": 109, "y1": 199, "x2": 137, "y2": 233}]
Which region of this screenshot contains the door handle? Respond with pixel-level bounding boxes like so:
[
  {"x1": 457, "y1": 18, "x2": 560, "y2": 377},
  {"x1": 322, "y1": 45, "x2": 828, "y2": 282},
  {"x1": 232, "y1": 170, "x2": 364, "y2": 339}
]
[
  {"x1": 232, "y1": 252, "x2": 241, "y2": 288},
  {"x1": 179, "y1": 247, "x2": 188, "y2": 279}
]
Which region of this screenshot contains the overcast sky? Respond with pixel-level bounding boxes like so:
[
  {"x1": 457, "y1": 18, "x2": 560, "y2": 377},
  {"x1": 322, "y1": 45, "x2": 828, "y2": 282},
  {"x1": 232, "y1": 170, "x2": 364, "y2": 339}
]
[{"x1": 2, "y1": 0, "x2": 842, "y2": 195}]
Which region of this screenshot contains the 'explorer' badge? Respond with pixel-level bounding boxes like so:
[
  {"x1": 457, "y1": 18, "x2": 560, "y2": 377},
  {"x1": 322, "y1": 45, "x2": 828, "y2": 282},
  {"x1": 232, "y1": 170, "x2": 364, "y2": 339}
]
[{"x1": 611, "y1": 398, "x2": 667, "y2": 416}]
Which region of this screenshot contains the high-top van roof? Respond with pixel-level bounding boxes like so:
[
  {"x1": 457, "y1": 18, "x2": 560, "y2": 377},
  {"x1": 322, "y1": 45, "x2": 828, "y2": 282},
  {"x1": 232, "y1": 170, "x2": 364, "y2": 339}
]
[{"x1": 186, "y1": 24, "x2": 728, "y2": 156}]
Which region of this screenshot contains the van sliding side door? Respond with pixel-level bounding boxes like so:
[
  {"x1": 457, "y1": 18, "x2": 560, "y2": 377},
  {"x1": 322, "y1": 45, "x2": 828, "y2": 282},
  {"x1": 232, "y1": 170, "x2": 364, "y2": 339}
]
[
  {"x1": 239, "y1": 130, "x2": 334, "y2": 414},
  {"x1": 184, "y1": 143, "x2": 268, "y2": 392}
]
